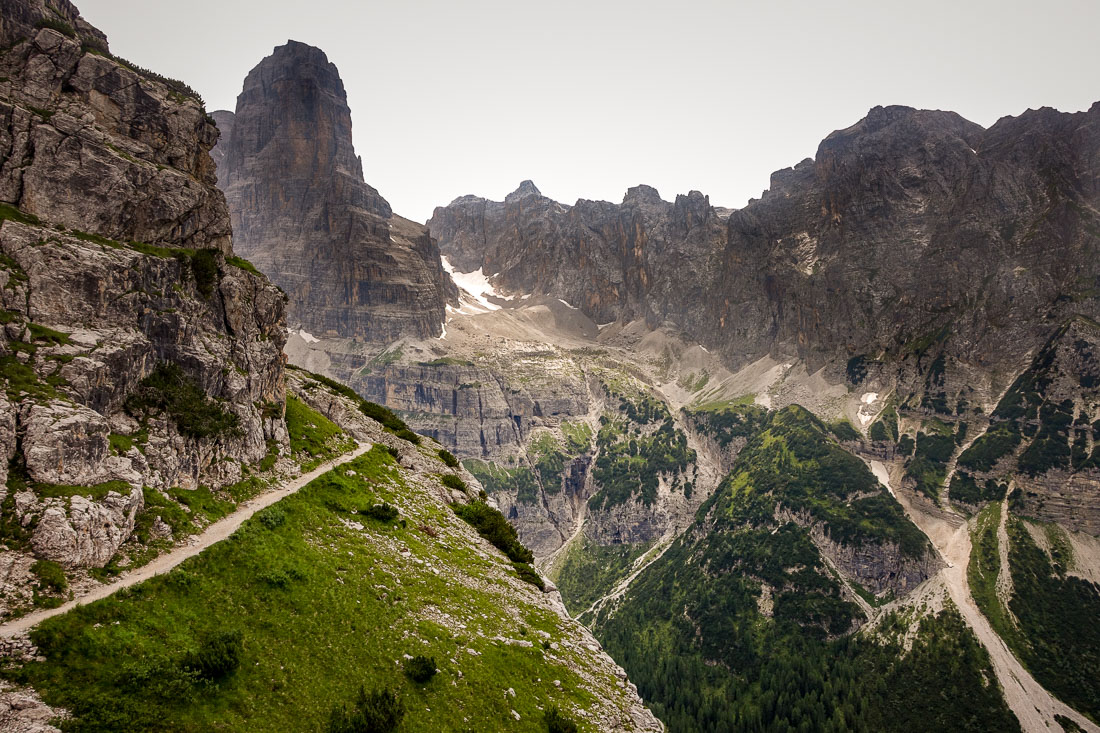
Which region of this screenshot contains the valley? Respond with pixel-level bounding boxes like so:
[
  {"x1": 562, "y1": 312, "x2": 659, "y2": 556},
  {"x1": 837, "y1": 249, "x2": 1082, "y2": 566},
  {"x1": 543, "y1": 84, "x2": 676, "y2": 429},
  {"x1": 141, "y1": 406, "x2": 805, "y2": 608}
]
[{"x1": 1, "y1": 0, "x2": 1098, "y2": 730}]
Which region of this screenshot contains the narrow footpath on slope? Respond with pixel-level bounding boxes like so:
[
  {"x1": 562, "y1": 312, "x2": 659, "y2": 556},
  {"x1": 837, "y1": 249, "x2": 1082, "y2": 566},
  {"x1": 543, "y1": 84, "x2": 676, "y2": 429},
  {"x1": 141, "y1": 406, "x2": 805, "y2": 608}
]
[
  {"x1": 0, "y1": 443, "x2": 372, "y2": 637},
  {"x1": 869, "y1": 459, "x2": 1099, "y2": 733}
]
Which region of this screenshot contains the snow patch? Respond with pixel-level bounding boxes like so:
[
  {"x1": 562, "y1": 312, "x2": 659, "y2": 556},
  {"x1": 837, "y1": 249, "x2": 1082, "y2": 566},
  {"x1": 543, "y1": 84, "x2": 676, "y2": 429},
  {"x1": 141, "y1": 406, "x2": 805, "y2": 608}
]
[
  {"x1": 857, "y1": 391, "x2": 881, "y2": 426},
  {"x1": 292, "y1": 328, "x2": 319, "y2": 344},
  {"x1": 557, "y1": 298, "x2": 578, "y2": 310},
  {"x1": 441, "y1": 256, "x2": 502, "y2": 312},
  {"x1": 437, "y1": 321, "x2": 448, "y2": 340},
  {"x1": 869, "y1": 460, "x2": 894, "y2": 496}
]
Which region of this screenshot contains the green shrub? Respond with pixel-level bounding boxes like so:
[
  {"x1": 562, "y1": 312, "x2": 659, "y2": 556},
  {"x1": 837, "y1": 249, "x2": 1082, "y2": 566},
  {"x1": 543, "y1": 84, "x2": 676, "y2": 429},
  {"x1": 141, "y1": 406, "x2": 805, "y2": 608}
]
[
  {"x1": 285, "y1": 394, "x2": 348, "y2": 464},
  {"x1": 35, "y1": 17, "x2": 76, "y2": 37},
  {"x1": 182, "y1": 630, "x2": 243, "y2": 680},
  {"x1": 441, "y1": 474, "x2": 467, "y2": 492},
  {"x1": 957, "y1": 422, "x2": 1022, "y2": 472},
  {"x1": 828, "y1": 420, "x2": 861, "y2": 442},
  {"x1": 361, "y1": 503, "x2": 398, "y2": 522},
  {"x1": 589, "y1": 418, "x2": 695, "y2": 509},
  {"x1": 384, "y1": 445, "x2": 400, "y2": 460},
  {"x1": 452, "y1": 501, "x2": 534, "y2": 564},
  {"x1": 225, "y1": 256, "x2": 262, "y2": 277},
  {"x1": 188, "y1": 248, "x2": 219, "y2": 298},
  {"x1": 402, "y1": 655, "x2": 436, "y2": 683},
  {"x1": 545, "y1": 706, "x2": 579, "y2": 733},
  {"x1": 393, "y1": 428, "x2": 420, "y2": 445},
  {"x1": 109, "y1": 433, "x2": 135, "y2": 455},
  {"x1": 438, "y1": 449, "x2": 460, "y2": 468},
  {"x1": 512, "y1": 562, "x2": 545, "y2": 591},
  {"x1": 28, "y1": 323, "x2": 71, "y2": 345},
  {"x1": 126, "y1": 363, "x2": 240, "y2": 439},
  {"x1": 327, "y1": 687, "x2": 404, "y2": 733},
  {"x1": 869, "y1": 421, "x2": 889, "y2": 442},
  {"x1": 31, "y1": 559, "x2": 67, "y2": 594},
  {"x1": 256, "y1": 507, "x2": 286, "y2": 529}
]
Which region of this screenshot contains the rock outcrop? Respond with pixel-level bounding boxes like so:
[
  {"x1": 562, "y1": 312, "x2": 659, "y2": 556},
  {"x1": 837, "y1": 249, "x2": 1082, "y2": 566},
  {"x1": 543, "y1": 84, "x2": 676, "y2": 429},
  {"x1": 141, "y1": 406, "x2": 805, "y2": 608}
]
[
  {"x1": 18, "y1": 487, "x2": 143, "y2": 568},
  {"x1": 1, "y1": 0, "x2": 287, "y2": 580},
  {"x1": 213, "y1": 41, "x2": 456, "y2": 342}
]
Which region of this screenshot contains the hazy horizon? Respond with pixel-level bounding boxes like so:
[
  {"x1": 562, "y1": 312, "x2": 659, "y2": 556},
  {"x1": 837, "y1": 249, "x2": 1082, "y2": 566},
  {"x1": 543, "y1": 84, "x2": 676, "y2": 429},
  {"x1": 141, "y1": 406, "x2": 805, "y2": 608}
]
[{"x1": 78, "y1": 0, "x2": 1100, "y2": 222}]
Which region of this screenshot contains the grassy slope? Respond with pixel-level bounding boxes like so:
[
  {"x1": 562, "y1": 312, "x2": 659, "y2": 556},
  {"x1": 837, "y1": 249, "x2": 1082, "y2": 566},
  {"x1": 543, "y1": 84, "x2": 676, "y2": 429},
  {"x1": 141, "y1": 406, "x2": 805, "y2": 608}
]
[{"x1": 7, "y1": 446, "x2": 627, "y2": 732}]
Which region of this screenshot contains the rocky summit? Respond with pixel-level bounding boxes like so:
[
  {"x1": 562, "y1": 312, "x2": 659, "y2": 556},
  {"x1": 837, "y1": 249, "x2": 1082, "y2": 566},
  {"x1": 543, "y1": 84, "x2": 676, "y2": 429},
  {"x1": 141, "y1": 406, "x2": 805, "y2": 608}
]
[{"x1": 213, "y1": 41, "x2": 456, "y2": 343}]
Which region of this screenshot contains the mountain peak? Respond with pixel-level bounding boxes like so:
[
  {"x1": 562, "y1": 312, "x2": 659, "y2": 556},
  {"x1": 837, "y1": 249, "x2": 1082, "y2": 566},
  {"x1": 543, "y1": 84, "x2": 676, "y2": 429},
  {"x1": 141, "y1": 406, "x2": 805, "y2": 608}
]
[
  {"x1": 622, "y1": 184, "x2": 664, "y2": 205},
  {"x1": 505, "y1": 180, "x2": 542, "y2": 202}
]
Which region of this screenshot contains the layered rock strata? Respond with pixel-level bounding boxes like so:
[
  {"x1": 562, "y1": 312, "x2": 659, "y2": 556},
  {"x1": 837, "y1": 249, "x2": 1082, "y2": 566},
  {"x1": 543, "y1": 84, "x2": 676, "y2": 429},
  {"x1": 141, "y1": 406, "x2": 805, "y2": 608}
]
[{"x1": 213, "y1": 41, "x2": 455, "y2": 342}]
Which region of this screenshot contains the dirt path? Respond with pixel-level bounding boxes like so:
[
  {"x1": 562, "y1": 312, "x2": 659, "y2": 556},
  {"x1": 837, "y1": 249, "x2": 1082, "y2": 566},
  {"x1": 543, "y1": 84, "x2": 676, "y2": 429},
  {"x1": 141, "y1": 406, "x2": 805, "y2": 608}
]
[
  {"x1": 870, "y1": 460, "x2": 1098, "y2": 733},
  {"x1": 581, "y1": 529, "x2": 677, "y2": 620},
  {"x1": 0, "y1": 444, "x2": 372, "y2": 638}
]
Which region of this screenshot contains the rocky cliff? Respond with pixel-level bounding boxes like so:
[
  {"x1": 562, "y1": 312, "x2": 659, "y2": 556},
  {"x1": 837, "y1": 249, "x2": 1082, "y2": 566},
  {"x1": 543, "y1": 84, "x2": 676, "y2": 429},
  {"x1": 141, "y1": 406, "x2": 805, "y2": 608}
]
[
  {"x1": 213, "y1": 41, "x2": 456, "y2": 342},
  {"x1": 1, "y1": 1, "x2": 286, "y2": 582},
  {"x1": 950, "y1": 316, "x2": 1100, "y2": 533},
  {"x1": 430, "y1": 180, "x2": 728, "y2": 328},
  {"x1": 430, "y1": 105, "x2": 1100, "y2": 398}
]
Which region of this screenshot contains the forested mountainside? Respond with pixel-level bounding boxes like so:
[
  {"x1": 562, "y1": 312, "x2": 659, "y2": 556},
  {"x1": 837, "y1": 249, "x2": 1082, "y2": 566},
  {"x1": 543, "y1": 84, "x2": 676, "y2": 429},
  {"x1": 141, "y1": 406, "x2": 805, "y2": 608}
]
[{"x1": 0, "y1": 2, "x2": 661, "y2": 730}]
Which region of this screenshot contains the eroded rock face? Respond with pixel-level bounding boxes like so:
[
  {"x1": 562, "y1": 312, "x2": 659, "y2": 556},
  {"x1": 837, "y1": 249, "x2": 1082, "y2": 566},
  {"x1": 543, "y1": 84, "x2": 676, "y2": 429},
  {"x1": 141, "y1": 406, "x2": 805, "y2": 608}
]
[
  {"x1": 802, "y1": 515, "x2": 941, "y2": 597},
  {"x1": 352, "y1": 362, "x2": 589, "y2": 458},
  {"x1": 0, "y1": 393, "x2": 15, "y2": 494},
  {"x1": 430, "y1": 104, "x2": 1100, "y2": 397},
  {"x1": 0, "y1": 0, "x2": 287, "y2": 571},
  {"x1": 21, "y1": 487, "x2": 143, "y2": 568},
  {"x1": 430, "y1": 181, "x2": 728, "y2": 328},
  {"x1": 22, "y1": 402, "x2": 110, "y2": 486},
  {"x1": 213, "y1": 41, "x2": 456, "y2": 342},
  {"x1": 0, "y1": 27, "x2": 231, "y2": 252}
]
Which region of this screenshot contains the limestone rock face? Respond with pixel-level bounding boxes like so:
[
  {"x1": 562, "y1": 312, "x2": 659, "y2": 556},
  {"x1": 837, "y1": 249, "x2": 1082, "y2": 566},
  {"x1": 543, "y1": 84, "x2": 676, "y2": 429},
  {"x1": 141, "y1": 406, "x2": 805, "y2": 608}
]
[
  {"x1": 209, "y1": 109, "x2": 234, "y2": 174},
  {"x1": 213, "y1": 41, "x2": 456, "y2": 342},
  {"x1": 430, "y1": 104, "x2": 1100, "y2": 394},
  {"x1": 353, "y1": 362, "x2": 589, "y2": 458},
  {"x1": 791, "y1": 511, "x2": 942, "y2": 597},
  {"x1": 430, "y1": 181, "x2": 727, "y2": 328},
  {"x1": 0, "y1": 393, "x2": 14, "y2": 493},
  {"x1": 22, "y1": 487, "x2": 143, "y2": 568},
  {"x1": 952, "y1": 317, "x2": 1100, "y2": 534},
  {"x1": 0, "y1": 0, "x2": 287, "y2": 572},
  {"x1": 0, "y1": 27, "x2": 231, "y2": 252},
  {"x1": 22, "y1": 402, "x2": 116, "y2": 486}
]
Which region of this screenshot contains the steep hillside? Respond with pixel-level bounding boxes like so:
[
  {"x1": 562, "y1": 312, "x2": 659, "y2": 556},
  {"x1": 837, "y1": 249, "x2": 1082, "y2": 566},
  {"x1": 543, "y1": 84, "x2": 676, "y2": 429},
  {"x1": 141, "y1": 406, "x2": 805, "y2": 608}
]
[
  {"x1": 3, "y1": 372, "x2": 662, "y2": 732},
  {"x1": 0, "y1": 3, "x2": 662, "y2": 730},
  {"x1": 212, "y1": 42, "x2": 456, "y2": 342},
  {"x1": 589, "y1": 406, "x2": 1015, "y2": 732}
]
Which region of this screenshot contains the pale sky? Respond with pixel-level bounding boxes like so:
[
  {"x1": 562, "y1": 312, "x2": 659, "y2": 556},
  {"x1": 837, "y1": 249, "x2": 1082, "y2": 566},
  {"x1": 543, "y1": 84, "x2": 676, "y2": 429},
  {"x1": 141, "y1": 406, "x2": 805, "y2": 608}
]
[{"x1": 78, "y1": 0, "x2": 1100, "y2": 223}]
